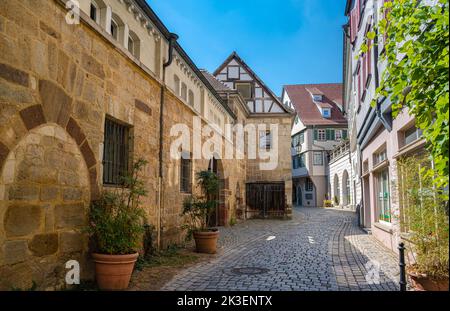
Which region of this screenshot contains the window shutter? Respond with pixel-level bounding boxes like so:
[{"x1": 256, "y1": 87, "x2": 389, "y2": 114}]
[
  {"x1": 314, "y1": 129, "x2": 318, "y2": 140},
  {"x1": 343, "y1": 130, "x2": 348, "y2": 139},
  {"x1": 356, "y1": 0, "x2": 361, "y2": 30},
  {"x1": 326, "y1": 129, "x2": 330, "y2": 141},
  {"x1": 357, "y1": 73, "x2": 361, "y2": 104},
  {"x1": 362, "y1": 53, "x2": 367, "y2": 89},
  {"x1": 350, "y1": 8, "x2": 357, "y2": 43},
  {"x1": 367, "y1": 37, "x2": 372, "y2": 78},
  {"x1": 331, "y1": 129, "x2": 335, "y2": 140}
]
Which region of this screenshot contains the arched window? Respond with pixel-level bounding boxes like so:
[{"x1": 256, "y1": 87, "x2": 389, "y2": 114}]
[
  {"x1": 181, "y1": 83, "x2": 187, "y2": 101},
  {"x1": 334, "y1": 174, "x2": 340, "y2": 205},
  {"x1": 342, "y1": 170, "x2": 350, "y2": 206},
  {"x1": 173, "y1": 75, "x2": 180, "y2": 95},
  {"x1": 188, "y1": 90, "x2": 194, "y2": 106},
  {"x1": 127, "y1": 30, "x2": 140, "y2": 59},
  {"x1": 90, "y1": 1, "x2": 99, "y2": 23},
  {"x1": 180, "y1": 151, "x2": 192, "y2": 193},
  {"x1": 87, "y1": 0, "x2": 107, "y2": 27},
  {"x1": 110, "y1": 13, "x2": 125, "y2": 43},
  {"x1": 110, "y1": 17, "x2": 119, "y2": 40}
]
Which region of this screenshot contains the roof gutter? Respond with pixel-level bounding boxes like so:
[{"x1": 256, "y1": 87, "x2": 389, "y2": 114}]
[
  {"x1": 157, "y1": 32, "x2": 178, "y2": 250},
  {"x1": 134, "y1": 0, "x2": 236, "y2": 119}
]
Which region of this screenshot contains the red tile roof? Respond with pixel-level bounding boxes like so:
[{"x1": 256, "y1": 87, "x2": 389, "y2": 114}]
[{"x1": 284, "y1": 83, "x2": 347, "y2": 126}]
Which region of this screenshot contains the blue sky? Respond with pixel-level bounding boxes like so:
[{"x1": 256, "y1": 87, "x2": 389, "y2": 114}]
[{"x1": 148, "y1": 0, "x2": 347, "y2": 96}]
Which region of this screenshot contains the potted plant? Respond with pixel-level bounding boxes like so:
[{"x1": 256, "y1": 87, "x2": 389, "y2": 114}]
[
  {"x1": 398, "y1": 156, "x2": 449, "y2": 291},
  {"x1": 181, "y1": 170, "x2": 219, "y2": 254},
  {"x1": 334, "y1": 196, "x2": 339, "y2": 206},
  {"x1": 87, "y1": 159, "x2": 148, "y2": 290}
]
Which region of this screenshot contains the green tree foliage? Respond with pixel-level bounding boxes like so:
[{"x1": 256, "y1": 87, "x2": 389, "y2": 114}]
[
  {"x1": 181, "y1": 170, "x2": 219, "y2": 239},
  {"x1": 362, "y1": 0, "x2": 449, "y2": 193},
  {"x1": 398, "y1": 155, "x2": 448, "y2": 279}
]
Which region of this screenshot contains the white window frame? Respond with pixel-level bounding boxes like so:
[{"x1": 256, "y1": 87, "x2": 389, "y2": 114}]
[
  {"x1": 181, "y1": 82, "x2": 187, "y2": 101},
  {"x1": 90, "y1": 1, "x2": 100, "y2": 24},
  {"x1": 173, "y1": 75, "x2": 180, "y2": 95},
  {"x1": 313, "y1": 151, "x2": 323, "y2": 166},
  {"x1": 305, "y1": 178, "x2": 314, "y2": 192},
  {"x1": 322, "y1": 108, "x2": 331, "y2": 118},
  {"x1": 127, "y1": 35, "x2": 135, "y2": 56},
  {"x1": 110, "y1": 18, "x2": 119, "y2": 41},
  {"x1": 318, "y1": 129, "x2": 326, "y2": 141}
]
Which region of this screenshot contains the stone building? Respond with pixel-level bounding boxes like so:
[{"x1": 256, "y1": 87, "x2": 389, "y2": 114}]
[
  {"x1": 344, "y1": 0, "x2": 427, "y2": 251},
  {"x1": 0, "y1": 0, "x2": 292, "y2": 289},
  {"x1": 282, "y1": 84, "x2": 348, "y2": 208},
  {"x1": 211, "y1": 52, "x2": 295, "y2": 219}
]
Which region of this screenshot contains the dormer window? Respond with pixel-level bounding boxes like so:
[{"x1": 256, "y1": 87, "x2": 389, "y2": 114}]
[
  {"x1": 322, "y1": 108, "x2": 331, "y2": 118},
  {"x1": 313, "y1": 94, "x2": 323, "y2": 102}
]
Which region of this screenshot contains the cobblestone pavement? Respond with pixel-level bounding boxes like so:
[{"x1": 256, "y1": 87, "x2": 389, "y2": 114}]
[{"x1": 162, "y1": 208, "x2": 400, "y2": 291}]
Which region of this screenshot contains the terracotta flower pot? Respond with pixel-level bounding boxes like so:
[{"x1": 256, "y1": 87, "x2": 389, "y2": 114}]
[
  {"x1": 408, "y1": 271, "x2": 449, "y2": 291},
  {"x1": 92, "y1": 253, "x2": 139, "y2": 290},
  {"x1": 193, "y1": 230, "x2": 219, "y2": 254}
]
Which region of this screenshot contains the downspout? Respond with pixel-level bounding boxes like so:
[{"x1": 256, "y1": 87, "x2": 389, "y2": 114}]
[
  {"x1": 373, "y1": 0, "x2": 392, "y2": 132},
  {"x1": 157, "y1": 33, "x2": 179, "y2": 249}
]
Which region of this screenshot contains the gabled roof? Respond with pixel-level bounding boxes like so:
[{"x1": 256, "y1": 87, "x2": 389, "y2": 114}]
[
  {"x1": 133, "y1": 0, "x2": 236, "y2": 119},
  {"x1": 200, "y1": 70, "x2": 232, "y2": 92},
  {"x1": 213, "y1": 52, "x2": 294, "y2": 114},
  {"x1": 284, "y1": 83, "x2": 347, "y2": 126}
]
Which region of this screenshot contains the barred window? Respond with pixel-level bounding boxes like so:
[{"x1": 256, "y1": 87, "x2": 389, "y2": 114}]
[
  {"x1": 103, "y1": 118, "x2": 130, "y2": 185},
  {"x1": 180, "y1": 153, "x2": 192, "y2": 193},
  {"x1": 305, "y1": 178, "x2": 314, "y2": 192}
]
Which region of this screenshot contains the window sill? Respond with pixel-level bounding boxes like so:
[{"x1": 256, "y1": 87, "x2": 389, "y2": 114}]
[
  {"x1": 393, "y1": 138, "x2": 426, "y2": 159},
  {"x1": 373, "y1": 221, "x2": 393, "y2": 234},
  {"x1": 371, "y1": 159, "x2": 389, "y2": 173}
]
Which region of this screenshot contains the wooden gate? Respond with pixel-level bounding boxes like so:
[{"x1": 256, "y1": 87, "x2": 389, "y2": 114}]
[{"x1": 246, "y1": 183, "x2": 286, "y2": 218}]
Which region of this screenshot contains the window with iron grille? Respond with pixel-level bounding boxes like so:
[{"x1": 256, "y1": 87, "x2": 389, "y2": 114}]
[
  {"x1": 103, "y1": 118, "x2": 130, "y2": 185},
  {"x1": 180, "y1": 154, "x2": 192, "y2": 193},
  {"x1": 305, "y1": 178, "x2": 314, "y2": 192}
]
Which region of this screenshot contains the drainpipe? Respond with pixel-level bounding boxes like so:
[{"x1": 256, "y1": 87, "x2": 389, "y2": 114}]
[{"x1": 157, "y1": 33, "x2": 179, "y2": 250}]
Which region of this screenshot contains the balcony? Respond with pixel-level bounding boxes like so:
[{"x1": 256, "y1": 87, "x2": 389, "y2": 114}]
[{"x1": 329, "y1": 140, "x2": 350, "y2": 163}]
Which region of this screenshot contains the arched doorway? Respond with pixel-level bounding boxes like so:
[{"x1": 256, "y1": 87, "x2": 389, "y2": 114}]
[
  {"x1": 296, "y1": 185, "x2": 302, "y2": 206},
  {"x1": 333, "y1": 174, "x2": 340, "y2": 206}
]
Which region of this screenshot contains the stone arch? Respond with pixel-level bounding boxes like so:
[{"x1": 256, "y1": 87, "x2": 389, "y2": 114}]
[
  {"x1": 342, "y1": 170, "x2": 350, "y2": 206},
  {"x1": 0, "y1": 124, "x2": 91, "y2": 290},
  {"x1": 1, "y1": 99, "x2": 99, "y2": 200},
  {"x1": 0, "y1": 81, "x2": 99, "y2": 289}
]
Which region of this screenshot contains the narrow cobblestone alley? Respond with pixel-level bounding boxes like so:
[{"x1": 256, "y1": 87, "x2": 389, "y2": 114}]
[{"x1": 162, "y1": 208, "x2": 400, "y2": 291}]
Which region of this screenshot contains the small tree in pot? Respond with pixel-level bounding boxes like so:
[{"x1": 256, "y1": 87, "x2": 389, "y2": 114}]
[
  {"x1": 87, "y1": 159, "x2": 148, "y2": 290},
  {"x1": 398, "y1": 156, "x2": 449, "y2": 291},
  {"x1": 181, "y1": 170, "x2": 219, "y2": 254}
]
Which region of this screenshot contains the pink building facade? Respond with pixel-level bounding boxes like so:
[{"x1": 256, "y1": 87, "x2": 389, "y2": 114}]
[{"x1": 345, "y1": 0, "x2": 427, "y2": 253}]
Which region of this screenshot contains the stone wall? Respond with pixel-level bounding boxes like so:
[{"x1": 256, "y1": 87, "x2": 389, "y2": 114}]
[
  {"x1": 245, "y1": 116, "x2": 293, "y2": 218},
  {"x1": 0, "y1": 0, "x2": 162, "y2": 289},
  {"x1": 0, "y1": 0, "x2": 292, "y2": 289}
]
